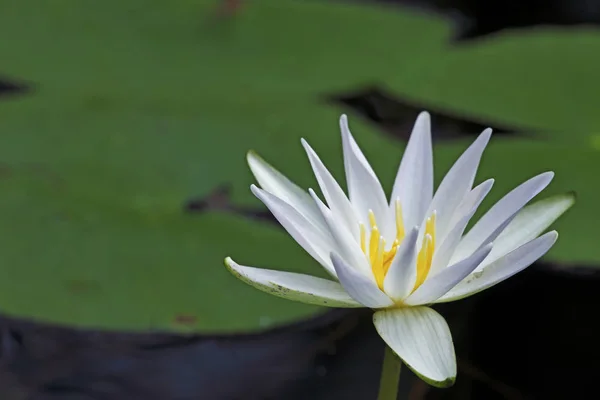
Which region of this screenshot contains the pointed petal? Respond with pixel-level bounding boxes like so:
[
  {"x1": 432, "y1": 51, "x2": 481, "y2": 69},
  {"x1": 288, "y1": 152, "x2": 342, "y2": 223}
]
[
  {"x1": 438, "y1": 231, "x2": 558, "y2": 303},
  {"x1": 373, "y1": 307, "x2": 456, "y2": 387},
  {"x1": 383, "y1": 227, "x2": 419, "y2": 300},
  {"x1": 453, "y1": 172, "x2": 554, "y2": 265},
  {"x1": 301, "y1": 138, "x2": 359, "y2": 238},
  {"x1": 430, "y1": 179, "x2": 494, "y2": 275},
  {"x1": 252, "y1": 185, "x2": 337, "y2": 276},
  {"x1": 224, "y1": 258, "x2": 361, "y2": 308},
  {"x1": 429, "y1": 179, "x2": 493, "y2": 276},
  {"x1": 390, "y1": 111, "x2": 434, "y2": 230},
  {"x1": 340, "y1": 115, "x2": 392, "y2": 238},
  {"x1": 247, "y1": 151, "x2": 328, "y2": 232},
  {"x1": 309, "y1": 189, "x2": 373, "y2": 278},
  {"x1": 446, "y1": 179, "x2": 494, "y2": 234},
  {"x1": 485, "y1": 193, "x2": 574, "y2": 265},
  {"x1": 405, "y1": 243, "x2": 493, "y2": 306},
  {"x1": 426, "y1": 129, "x2": 492, "y2": 240},
  {"x1": 330, "y1": 253, "x2": 394, "y2": 308}
]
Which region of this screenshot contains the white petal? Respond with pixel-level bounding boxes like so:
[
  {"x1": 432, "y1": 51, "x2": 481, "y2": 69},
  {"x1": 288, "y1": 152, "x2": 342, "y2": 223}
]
[
  {"x1": 309, "y1": 189, "x2": 373, "y2": 278},
  {"x1": 438, "y1": 231, "x2": 558, "y2": 303},
  {"x1": 429, "y1": 211, "x2": 475, "y2": 275},
  {"x1": 301, "y1": 138, "x2": 359, "y2": 238},
  {"x1": 247, "y1": 151, "x2": 327, "y2": 232},
  {"x1": 405, "y1": 243, "x2": 493, "y2": 306},
  {"x1": 383, "y1": 227, "x2": 419, "y2": 300},
  {"x1": 252, "y1": 185, "x2": 338, "y2": 276},
  {"x1": 430, "y1": 180, "x2": 494, "y2": 276},
  {"x1": 390, "y1": 111, "x2": 434, "y2": 230},
  {"x1": 339, "y1": 115, "x2": 392, "y2": 239},
  {"x1": 224, "y1": 258, "x2": 361, "y2": 308},
  {"x1": 453, "y1": 172, "x2": 554, "y2": 265},
  {"x1": 425, "y1": 129, "x2": 491, "y2": 240},
  {"x1": 446, "y1": 179, "x2": 494, "y2": 232},
  {"x1": 331, "y1": 253, "x2": 394, "y2": 308},
  {"x1": 373, "y1": 307, "x2": 456, "y2": 387},
  {"x1": 485, "y1": 193, "x2": 574, "y2": 265}
]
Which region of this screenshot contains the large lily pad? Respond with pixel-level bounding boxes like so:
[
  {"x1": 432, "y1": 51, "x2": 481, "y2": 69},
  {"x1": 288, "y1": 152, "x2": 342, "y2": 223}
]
[
  {"x1": 0, "y1": 0, "x2": 596, "y2": 334},
  {"x1": 0, "y1": 0, "x2": 452, "y2": 333}
]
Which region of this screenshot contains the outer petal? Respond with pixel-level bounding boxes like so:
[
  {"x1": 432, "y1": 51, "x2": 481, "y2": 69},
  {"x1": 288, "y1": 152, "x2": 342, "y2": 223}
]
[
  {"x1": 339, "y1": 115, "x2": 392, "y2": 239},
  {"x1": 331, "y1": 253, "x2": 394, "y2": 308},
  {"x1": 405, "y1": 243, "x2": 493, "y2": 306},
  {"x1": 437, "y1": 231, "x2": 558, "y2": 303},
  {"x1": 383, "y1": 227, "x2": 419, "y2": 300},
  {"x1": 309, "y1": 189, "x2": 374, "y2": 278},
  {"x1": 224, "y1": 258, "x2": 362, "y2": 308},
  {"x1": 373, "y1": 307, "x2": 456, "y2": 387},
  {"x1": 251, "y1": 185, "x2": 338, "y2": 276},
  {"x1": 247, "y1": 151, "x2": 327, "y2": 232},
  {"x1": 425, "y1": 129, "x2": 492, "y2": 240},
  {"x1": 453, "y1": 171, "x2": 554, "y2": 265},
  {"x1": 389, "y1": 111, "x2": 433, "y2": 231},
  {"x1": 485, "y1": 193, "x2": 574, "y2": 265},
  {"x1": 301, "y1": 139, "x2": 359, "y2": 238}
]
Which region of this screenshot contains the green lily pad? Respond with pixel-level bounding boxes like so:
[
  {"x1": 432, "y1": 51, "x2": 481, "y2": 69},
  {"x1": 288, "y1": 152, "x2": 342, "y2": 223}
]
[
  {"x1": 0, "y1": 0, "x2": 596, "y2": 334},
  {"x1": 0, "y1": 0, "x2": 454, "y2": 333}
]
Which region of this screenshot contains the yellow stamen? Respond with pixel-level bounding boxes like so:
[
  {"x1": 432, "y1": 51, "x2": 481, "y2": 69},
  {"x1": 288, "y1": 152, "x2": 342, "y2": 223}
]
[
  {"x1": 425, "y1": 238, "x2": 434, "y2": 270},
  {"x1": 413, "y1": 234, "x2": 433, "y2": 291},
  {"x1": 369, "y1": 226, "x2": 380, "y2": 267},
  {"x1": 411, "y1": 212, "x2": 437, "y2": 292},
  {"x1": 377, "y1": 238, "x2": 385, "y2": 267},
  {"x1": 382, "y1": 239, "x2": 399, "y2": 274},
  {"x1": 368, "y1": 210, "x2": 377, "y2": 229},
  {"x1": 373, "y1": 237, "x2": 386, "y2": 288},
  {"x1": 360, "y1": 224, "x2": 366, "y2": 253},
  {"x1": 395, "y1": 200, "x2": 405, "y2": 242},
  {"x1": 360, "y1": 206, "x2": 431, "y2": 292}
]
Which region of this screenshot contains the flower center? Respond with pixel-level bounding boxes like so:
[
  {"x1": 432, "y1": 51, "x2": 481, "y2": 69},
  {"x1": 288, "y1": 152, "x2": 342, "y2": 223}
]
[{"x1": 360, "y1": 201, "x2": 436, "y2": 292}]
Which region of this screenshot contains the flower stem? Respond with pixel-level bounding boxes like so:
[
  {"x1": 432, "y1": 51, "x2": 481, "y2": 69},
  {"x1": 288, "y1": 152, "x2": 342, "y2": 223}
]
[{"x1": 377, "y1": 345, "x2": 402, "y2": 400}]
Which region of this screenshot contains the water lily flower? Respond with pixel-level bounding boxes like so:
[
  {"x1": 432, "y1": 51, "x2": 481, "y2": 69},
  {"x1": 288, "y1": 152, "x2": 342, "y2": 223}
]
[{"x1": 225, "y1": 112, "x2": 573, "y2": 387}]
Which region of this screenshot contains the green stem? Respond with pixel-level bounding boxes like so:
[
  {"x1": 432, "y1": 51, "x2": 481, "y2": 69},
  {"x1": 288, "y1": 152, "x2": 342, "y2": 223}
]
[{"x1": 377, "y1": 345, "x2": 402, "y2": 400}]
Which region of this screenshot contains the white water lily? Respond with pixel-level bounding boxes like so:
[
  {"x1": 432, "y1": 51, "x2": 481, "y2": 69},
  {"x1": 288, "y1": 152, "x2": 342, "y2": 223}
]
[{"x1": 225, "y1": 112, "x2": 573, "y2": 387}]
